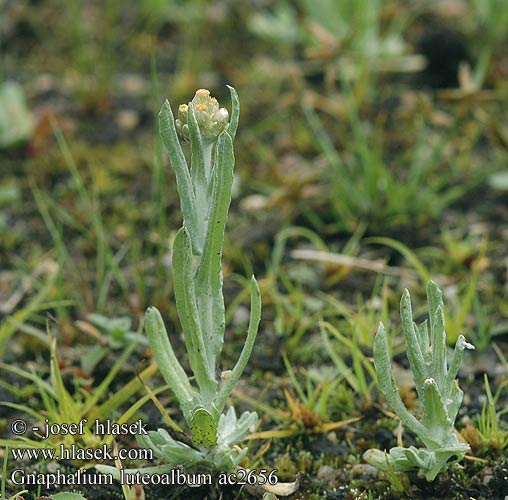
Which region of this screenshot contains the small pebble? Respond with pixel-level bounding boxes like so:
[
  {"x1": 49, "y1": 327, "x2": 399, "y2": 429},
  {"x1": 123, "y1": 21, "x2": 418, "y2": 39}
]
[
  {"x1": 351, "y1": 463, "x2": 379, "y2": 478},
  {"x1": 116, "y1": 109, "x2": 139, "y2": 132},
  {"x1": 119, "y1": 74, "x2": 147, "y2": 95},
  {"x1": 317, "y1": 465, "x2": 340, "y2": 482},
  {"x1": 232, "y1": 305, "x2": 250, "y2": 326},
  {"x1": 240, "y1": 194, "x2": 269, "y2": 212}
]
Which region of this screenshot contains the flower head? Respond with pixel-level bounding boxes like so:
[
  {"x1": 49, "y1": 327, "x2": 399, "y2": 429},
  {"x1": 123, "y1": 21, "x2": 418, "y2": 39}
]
[{"x1": 175, "y1": 89, "x2": 229, "y2": 142}]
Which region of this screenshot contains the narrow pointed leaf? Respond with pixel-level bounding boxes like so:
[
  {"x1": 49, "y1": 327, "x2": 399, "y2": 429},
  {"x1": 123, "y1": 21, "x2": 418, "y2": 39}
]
[
  {"x1": 159, "y1": 100, "x2": 200, "y2": 253},
  {"x1": 421, "y1": 378, "x2": 449, "y2": 447},
  {"x1": 187, "y1": 103, "x2": 209, "y2": 246},
  {"x1": 216, "y1": 276, "x2": 261, "y2": 413},
  {"x1": 400, "y1": 290, "x2": 426, "y2": 395},
  {"x1": 418, "y1": 320, "x2": 431, "y2": 365},
  {"x1": 446, "y1": 380, "x2": 464, "y2": 424},
  {"x1": 373, "y1": 323, "x2": 429, "y2": 439},
  {"x1": 431, "y1": 305, "x2": 447, "y2": 385},
  {"x1": 172, "y1": 228, "x2": 215, "y2": 393},
  {"x1": 144, "y1": 307, "x2": 196, "y2": 413},
  {"x1": 187, "y1": 101, "x2": 207, "y2": 186},
  {"x1": 445, "y1": 335, "x2": 474, "y2": 393},
  {"x1": 195, "y1": 131, "x2": 234, "y2": 364},
  {"x1": 227, "y1": 85, "x2": 240, "y2": 141},
  {"x1": 427, "y1": 281, "x2": 447, "y2": 383}
]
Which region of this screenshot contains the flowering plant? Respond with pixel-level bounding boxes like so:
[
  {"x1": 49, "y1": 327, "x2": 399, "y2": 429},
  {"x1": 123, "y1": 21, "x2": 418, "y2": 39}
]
[{"x1": 99, "y1": 87, "x2": 260, "y2": 475}]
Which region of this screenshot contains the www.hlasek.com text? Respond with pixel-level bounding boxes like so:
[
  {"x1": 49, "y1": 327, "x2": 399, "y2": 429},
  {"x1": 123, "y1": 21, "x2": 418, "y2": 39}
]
[{"x1": 11, "y1": 443, "x2": 152, "y2": 462}]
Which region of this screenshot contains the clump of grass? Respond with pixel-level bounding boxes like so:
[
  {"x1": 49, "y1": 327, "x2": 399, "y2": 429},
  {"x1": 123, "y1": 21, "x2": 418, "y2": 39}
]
[
  {"x1": 476, "y1": 374, "x2": 508, "y2": 451},
  {"x1": 303, "y1": 92, "x2": 478, "y2": 232},
  {"x1": 0, "y1": 324, "x2": 158, "y2": 453}
]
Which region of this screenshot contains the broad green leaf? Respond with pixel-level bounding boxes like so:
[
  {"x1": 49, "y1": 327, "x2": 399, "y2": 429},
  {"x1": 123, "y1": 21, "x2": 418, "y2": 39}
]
[{"x1": 190, "y1": 406, "x2": 218, "y2": 447}]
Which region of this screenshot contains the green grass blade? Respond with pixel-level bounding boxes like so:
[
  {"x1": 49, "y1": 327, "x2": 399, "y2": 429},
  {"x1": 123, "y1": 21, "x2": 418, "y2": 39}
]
[
  {"x1": 0, "y1": 363, "x2": 56, "y2": 400},
  {"x1": 89, "y1": 362, "x2": 158, "y2": 423},
  {"x1": 282, "y1": 352, "x2": 307, "y2": 405},
  {"x1": 365, "y1": 236, "x2": 431, "y2": 284},
  {"x1": 0, "y1": 402, "x2": 45, "y2": 422},
  {"x1": 320, "y1": 322, "x2": 361, "y2": 395},
  {"x1": 81, "y1": 340, "x2": 138, "y2": 414}
]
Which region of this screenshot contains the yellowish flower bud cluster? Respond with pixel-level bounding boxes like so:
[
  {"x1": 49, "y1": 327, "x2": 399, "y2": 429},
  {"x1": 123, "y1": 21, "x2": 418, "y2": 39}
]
[{"x1": 176, "y1": 89, "x2": 229, "y2": 141}]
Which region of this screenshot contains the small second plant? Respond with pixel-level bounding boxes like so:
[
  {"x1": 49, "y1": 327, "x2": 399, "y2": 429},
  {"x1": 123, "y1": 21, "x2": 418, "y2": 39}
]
[
  {"x1": 364, "y1": 281, "x2": 474, "y2": 481},
  {"x1": 100, "y1": 87, "x2": 261, "y2": 474}
]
